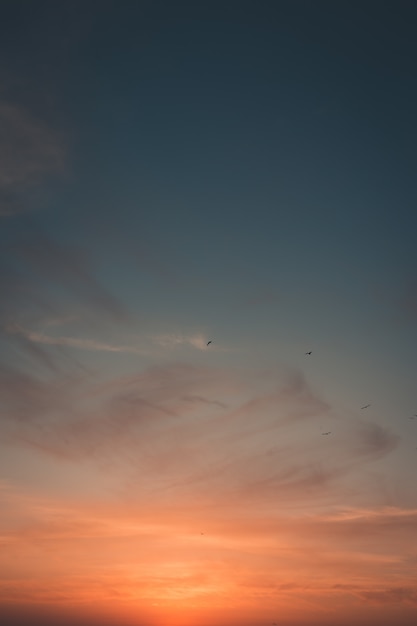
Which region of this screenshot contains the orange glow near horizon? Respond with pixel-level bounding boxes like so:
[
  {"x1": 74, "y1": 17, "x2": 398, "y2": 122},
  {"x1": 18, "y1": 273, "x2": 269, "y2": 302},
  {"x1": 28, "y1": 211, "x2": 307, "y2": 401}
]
[
  {"x1": 1, "y1": 355, "x2": 417, "y2": 626},
  {"x1": 2, "y1": 472, "x2": 417, "y2": 626}
]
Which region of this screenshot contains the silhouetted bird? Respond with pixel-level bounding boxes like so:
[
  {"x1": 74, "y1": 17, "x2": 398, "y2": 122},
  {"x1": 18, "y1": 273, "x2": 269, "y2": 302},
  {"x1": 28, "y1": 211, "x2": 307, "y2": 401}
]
[
  {"x1": 361, "y1": 404, "x2": 371, "y2": 409},
  {"x1": 322, "y1": 431, "x2": 331, "y2": 435},
  {"x1": 305, "y1": 351, "x2": 312, "y2": 355},
  {"x1": 206, "y1": 341, "x2": 212, "y2": 346}
]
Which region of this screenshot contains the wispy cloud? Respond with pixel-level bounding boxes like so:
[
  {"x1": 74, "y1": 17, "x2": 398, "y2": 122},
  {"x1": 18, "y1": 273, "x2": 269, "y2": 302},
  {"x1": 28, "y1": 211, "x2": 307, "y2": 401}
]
[
  {"x1": 151, "y1": 331, "x2": 210, "y2": 350},
  {"x1": 0, "y1": 101, "x2": 65, "y2": 217},
  {"x1": 357, "y1": 586, "x2": 417, "y2": 606},
  {"x1": 1, "y1": 361, "x2": 400, "y2": 518},
  {"x1": 151, "y1": 331, "x2": 230, "y2": 351},
  {"x1": 0, "y1": 229, "x2": 133, "y2": 373},
  {"x1": 181, "y1": 394, "x2": 228, "y2": 409},
  {"x1": 353, "y1": 421, "x2": 399, "y2": 459},
  {"x1": 7, "y1": 324, "x2": 146, "y2": 356}
]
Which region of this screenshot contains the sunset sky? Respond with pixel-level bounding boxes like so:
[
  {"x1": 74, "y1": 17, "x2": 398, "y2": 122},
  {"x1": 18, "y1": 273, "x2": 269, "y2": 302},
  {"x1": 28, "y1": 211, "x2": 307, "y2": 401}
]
[{"x1": 1, "y1": 1, "x2": 417, "y2": 625}]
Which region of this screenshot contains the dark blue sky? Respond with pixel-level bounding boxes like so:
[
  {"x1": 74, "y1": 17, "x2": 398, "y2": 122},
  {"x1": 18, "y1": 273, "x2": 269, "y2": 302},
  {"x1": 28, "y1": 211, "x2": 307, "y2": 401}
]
[{"x1": 3, "y1": 1, "x2": 417, "y2": 288}]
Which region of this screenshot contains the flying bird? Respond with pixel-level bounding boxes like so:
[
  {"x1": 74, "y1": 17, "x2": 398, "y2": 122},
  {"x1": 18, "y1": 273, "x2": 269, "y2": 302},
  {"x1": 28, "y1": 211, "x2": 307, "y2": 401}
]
[
  {"x1": 322, "y1": 431, "x2": 331, "y2": 435},
  {"x1": 361, "y1": 404, "x2": 371, "y2": 409},
  {"x1": 206, "y1": 341, "x2": 212, "y2": 346},
  {"x1": 305, "y1": 351, "x2": 312, "y2": 355}
]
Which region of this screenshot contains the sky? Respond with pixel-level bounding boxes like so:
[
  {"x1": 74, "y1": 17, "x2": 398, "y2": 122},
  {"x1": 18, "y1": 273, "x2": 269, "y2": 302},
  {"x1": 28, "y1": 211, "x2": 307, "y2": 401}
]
[{"x1": 1, "y1": 1, "x2": 417, "y2": 625}]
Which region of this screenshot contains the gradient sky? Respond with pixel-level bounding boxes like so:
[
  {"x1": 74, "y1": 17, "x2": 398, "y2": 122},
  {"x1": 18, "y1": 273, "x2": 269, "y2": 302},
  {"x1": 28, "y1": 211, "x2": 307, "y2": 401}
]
[{"x1": 1, "y1": 2, "x2": 417, "y2": 625}]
